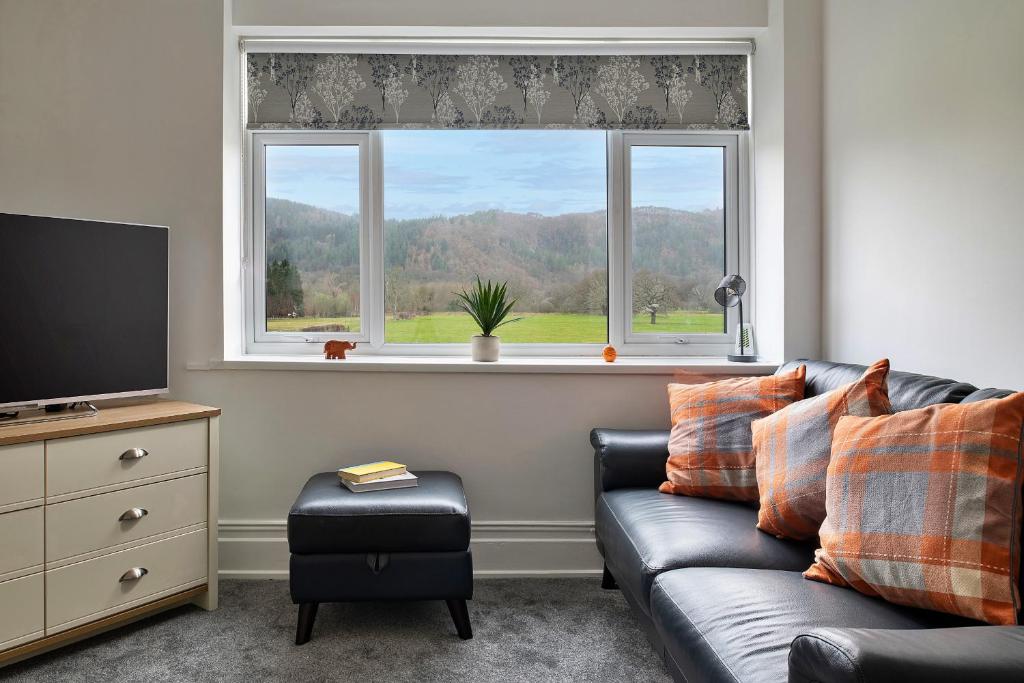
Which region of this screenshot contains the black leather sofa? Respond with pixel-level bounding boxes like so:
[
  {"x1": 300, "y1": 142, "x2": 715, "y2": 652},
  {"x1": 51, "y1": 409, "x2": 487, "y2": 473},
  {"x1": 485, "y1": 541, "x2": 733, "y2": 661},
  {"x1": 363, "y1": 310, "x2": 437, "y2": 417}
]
[{"x1": 593, "y1": 359, "x2": 1024, "y2": 682}]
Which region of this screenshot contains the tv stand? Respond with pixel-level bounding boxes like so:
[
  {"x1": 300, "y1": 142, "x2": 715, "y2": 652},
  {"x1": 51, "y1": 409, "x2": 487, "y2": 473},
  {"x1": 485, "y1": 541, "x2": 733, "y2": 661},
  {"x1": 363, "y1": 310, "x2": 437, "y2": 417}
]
[
  {"x1": 0, "y1": 403, "x2": 98, "y2": 428},
  {"x1": 0, "y1": 400, "x2": 219, "y2": 666}
]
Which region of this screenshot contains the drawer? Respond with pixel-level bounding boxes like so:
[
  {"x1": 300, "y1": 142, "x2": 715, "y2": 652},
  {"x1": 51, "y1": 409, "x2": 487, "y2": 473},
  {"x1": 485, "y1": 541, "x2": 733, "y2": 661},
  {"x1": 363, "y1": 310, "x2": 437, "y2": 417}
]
[
  {"x1": 0, "y1": 573, "x2": 44, "y2": 649},
  {"x1": 47, "y1": 474, "x2": 208, "y2": 562},
  {"x1": 47, "y1": 420, "x2": 207, "y2": 498},
  {"x1": 46, "y1": 529, "x2": 207, "y2": 632},
  {"x1": 0, "y1": 442, "x2": 44, "y2": 511},
  {"x1": 0, "y1": 507, "x2": 44, "y2": 578}
]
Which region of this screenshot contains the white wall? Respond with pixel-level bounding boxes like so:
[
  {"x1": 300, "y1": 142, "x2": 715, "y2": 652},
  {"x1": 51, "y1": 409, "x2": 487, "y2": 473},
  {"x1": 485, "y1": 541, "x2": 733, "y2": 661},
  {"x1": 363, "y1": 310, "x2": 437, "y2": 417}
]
[
  {"x1": 0, "y1": 0, "x2": 807, "y2": 578},
  {"x1": 822, "y1": 0, "x2": 1024, "y2": 390},
  {"x1": 752, "y1": 0, "x2": 822, "y2": 362},
  {"x1": 232, "y1": 0, "x2": 769, "y2": 29}
]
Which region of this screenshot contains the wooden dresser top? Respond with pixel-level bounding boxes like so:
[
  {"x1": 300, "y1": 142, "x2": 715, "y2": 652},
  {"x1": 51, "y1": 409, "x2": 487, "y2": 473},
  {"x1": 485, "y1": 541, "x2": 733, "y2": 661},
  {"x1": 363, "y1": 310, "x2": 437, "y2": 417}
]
[{"x1": 0, "y1": 401, "x2": 220, "y2": 446}]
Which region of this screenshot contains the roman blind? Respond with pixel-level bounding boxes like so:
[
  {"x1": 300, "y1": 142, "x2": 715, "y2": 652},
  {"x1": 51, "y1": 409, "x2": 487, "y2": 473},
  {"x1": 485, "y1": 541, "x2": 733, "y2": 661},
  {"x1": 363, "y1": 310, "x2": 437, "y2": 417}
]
[{"x1": 245, "y1": 52, "x2": 748, "y2": 131}]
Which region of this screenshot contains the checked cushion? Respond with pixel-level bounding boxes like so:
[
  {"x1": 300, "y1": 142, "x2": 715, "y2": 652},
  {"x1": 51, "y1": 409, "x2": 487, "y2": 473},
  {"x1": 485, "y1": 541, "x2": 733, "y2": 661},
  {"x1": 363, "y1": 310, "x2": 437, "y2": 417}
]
[
  {"x1": 660, "y1": 365, "x2": 806, "y2": 502},
  {"x1": 805, "y1": 392, "x2": 1024, "y2": 625},
  {"x1": 753, "y1": 359, "x2": 893, "y2": 540}
]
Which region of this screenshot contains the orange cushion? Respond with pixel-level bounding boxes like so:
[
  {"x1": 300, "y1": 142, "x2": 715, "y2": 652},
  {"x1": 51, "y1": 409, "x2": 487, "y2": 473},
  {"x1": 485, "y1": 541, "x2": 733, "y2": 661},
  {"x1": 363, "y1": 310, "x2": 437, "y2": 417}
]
[
  {"x1": 660, "y1": 366, "x2": 806, "y2": 502},
  {"x1": 805, "y1": 393, "x2": 1024, "y2": 625},
  {"x1": 754, "y1": 359, "x2": 893, "y2": 540}
]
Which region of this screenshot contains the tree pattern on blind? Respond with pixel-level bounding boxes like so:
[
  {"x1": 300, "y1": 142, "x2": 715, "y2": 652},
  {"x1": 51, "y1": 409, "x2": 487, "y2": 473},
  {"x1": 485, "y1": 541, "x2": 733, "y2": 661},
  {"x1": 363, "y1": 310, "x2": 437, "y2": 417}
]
[{"x1": 247, "y1": 53, "x2": 748, "y2": 130}]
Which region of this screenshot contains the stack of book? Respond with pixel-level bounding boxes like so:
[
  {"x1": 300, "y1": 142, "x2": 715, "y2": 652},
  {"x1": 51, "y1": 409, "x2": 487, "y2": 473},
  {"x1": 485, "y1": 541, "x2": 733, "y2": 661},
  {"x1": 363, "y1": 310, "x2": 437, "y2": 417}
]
[{"x1": 337, "y1": 461, "x2": 418, "y2": 492}]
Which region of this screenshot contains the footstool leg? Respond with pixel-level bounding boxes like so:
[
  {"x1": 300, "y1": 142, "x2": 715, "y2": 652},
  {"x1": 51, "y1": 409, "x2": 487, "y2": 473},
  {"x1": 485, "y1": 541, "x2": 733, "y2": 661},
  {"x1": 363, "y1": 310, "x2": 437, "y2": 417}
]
[
  {"x1": 445, "y1": 599, "x2": 473, "y2": 640},
  {"x1": 296, "y1": 602, "x2": 319, "y2": 645}
]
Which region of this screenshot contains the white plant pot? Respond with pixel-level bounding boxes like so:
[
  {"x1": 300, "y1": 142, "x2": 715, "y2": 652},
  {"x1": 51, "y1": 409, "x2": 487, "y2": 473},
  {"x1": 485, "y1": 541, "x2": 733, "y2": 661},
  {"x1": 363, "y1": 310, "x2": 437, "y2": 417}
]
[{"x1": 471, "y1": 335, "x2": 500, "y2": 362}]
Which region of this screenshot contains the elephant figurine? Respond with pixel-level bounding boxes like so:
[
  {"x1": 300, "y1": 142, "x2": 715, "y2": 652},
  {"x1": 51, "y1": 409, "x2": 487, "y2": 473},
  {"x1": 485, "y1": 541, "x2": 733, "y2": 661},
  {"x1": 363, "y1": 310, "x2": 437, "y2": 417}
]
[{"x1": 324, "y1": 340, "x2": 357, "y2": 360}]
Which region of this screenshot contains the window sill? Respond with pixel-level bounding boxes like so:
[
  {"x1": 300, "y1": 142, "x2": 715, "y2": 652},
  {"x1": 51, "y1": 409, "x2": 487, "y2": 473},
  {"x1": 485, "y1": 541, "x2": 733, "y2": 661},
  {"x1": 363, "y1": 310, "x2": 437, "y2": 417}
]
[{"x1": 187, "y1": 355, "x2": 780, "y2": 376}]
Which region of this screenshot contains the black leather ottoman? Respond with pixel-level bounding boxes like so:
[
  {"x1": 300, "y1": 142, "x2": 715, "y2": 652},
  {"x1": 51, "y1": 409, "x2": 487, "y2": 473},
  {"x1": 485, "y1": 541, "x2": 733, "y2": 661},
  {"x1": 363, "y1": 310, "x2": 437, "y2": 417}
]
[{"x1": 287, "y1": 471, "x2": 473, "y2": 644}]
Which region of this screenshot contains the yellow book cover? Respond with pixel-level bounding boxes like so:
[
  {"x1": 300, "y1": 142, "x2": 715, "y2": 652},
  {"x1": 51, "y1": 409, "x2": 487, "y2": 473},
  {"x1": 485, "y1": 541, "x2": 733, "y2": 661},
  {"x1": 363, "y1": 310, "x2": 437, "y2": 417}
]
[{"x1": 337, "y1": 461, "x2": 407, "y2": 483}]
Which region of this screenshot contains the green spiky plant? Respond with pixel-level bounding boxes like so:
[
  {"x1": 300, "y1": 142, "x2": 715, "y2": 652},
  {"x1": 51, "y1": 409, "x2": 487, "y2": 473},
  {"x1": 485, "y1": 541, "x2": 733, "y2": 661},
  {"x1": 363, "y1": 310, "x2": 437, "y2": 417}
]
[{"x1": 453, "y1": 276, "x2": 523, "y2": 337}]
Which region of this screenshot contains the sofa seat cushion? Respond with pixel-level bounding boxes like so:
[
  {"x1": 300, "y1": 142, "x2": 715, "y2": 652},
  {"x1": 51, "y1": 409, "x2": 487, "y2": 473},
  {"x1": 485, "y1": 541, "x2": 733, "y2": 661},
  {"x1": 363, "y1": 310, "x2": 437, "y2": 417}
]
[
  {"x1": 650, "y1": 567, "x2": 977, "y2": 683},
  {"x1": 288, "y1": 471, "x2": 470, "y2": 554},
  {"x1": 596, "y1": 489, "x2": 816, "y2": 613}
]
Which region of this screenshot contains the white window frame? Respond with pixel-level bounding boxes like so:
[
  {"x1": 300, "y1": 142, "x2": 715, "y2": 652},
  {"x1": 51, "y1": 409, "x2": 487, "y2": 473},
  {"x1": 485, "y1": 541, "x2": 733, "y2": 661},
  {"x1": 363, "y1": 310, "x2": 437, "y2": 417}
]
[
  {"x1": 618, "y1": 131, "x2": 746, "y2": 354},
  {"x1": 246, "y1": 131, "x2": 374, "y2": 353},
  {"x1": 244, "y1": 129, "x2": 748, "y2": 357}
]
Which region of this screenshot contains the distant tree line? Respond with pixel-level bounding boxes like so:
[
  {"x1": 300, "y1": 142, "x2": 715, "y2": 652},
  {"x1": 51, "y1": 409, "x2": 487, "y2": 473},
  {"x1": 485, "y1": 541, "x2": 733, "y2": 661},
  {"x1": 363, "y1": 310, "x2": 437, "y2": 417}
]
[{"x1": 265, "y1": 197, "x2": 724, "y2": 322}]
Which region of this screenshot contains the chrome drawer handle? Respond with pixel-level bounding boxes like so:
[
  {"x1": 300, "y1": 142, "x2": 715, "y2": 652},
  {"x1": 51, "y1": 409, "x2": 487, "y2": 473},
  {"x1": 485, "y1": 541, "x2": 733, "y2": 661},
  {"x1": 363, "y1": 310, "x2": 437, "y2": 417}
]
[
  {"x1": 119, "y1": 448, "x2": 148, "y2": 461},
  {"x1": 118, "y1": 507, "x2": 148, "y2": 521},
  {"x1": 119, "y1": 567, "x2": 148, "y2": 583}
]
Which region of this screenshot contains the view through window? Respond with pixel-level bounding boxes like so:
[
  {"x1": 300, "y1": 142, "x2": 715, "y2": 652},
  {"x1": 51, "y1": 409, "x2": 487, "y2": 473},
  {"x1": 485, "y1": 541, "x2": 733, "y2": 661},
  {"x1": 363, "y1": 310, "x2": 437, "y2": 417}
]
[
  {"x1": 383, "y1": 130, "x2": 607, "y2": 344},
  {"x1": 264, "y1": 144, "x2": 361, "y2": 334},
  {"x1": 629, "y1": 145, "x2": 726, "y2": 335}
]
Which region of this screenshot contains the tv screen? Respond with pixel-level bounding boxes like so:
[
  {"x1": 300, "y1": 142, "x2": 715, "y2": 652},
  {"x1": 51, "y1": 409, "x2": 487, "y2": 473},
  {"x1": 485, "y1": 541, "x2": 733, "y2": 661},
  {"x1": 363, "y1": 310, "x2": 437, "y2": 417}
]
[{"x1": 0, "y1": 214, "x2": 168, "y2": 409}]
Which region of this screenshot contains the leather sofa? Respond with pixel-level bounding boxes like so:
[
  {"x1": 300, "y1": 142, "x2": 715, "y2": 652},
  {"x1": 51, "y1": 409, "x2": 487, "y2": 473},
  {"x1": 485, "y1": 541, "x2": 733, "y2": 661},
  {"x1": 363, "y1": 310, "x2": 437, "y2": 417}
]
[{"x1": 593, "y1": 359, "x2": 1024, "y2": 682}]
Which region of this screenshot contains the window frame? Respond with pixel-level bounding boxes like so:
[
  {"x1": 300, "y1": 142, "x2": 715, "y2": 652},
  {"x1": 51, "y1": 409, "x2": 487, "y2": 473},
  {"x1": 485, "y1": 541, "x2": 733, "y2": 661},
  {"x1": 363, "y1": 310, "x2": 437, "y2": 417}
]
[
  {"x1": 619, "y1": 131, "x2": 744, "y2": 351},
  {"x1": 244, "y1": 128, "x2": 748, "y2": 357}
]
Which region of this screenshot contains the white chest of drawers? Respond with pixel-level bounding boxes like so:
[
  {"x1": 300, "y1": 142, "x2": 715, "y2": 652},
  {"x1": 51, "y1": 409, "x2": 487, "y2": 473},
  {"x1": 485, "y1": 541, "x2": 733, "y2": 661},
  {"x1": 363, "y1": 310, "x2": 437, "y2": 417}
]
[{"x1": 0, "y1": 401, "x2": 219, "y2": 665}]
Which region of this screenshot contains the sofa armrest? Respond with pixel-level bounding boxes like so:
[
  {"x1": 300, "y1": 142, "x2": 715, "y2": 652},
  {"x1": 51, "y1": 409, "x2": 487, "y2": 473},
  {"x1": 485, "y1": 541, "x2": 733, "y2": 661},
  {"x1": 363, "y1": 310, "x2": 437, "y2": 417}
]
[
  {"x1": 591, "y1": 428, "x2": 669, "y2": 496},
  {"x1": 789, "y1": 626, "x2": 1024, "y2": 683}
]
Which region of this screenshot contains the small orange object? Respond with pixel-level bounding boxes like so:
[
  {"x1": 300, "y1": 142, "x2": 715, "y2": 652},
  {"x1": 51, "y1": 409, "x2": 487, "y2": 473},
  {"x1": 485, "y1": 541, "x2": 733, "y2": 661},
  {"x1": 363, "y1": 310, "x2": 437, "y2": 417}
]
[
  {"x1": 324, "y1": 340, "x2": 357, "y2": 360},
  {"x1": 602, "y1": 345, "x2": 617, "y2": 362}
]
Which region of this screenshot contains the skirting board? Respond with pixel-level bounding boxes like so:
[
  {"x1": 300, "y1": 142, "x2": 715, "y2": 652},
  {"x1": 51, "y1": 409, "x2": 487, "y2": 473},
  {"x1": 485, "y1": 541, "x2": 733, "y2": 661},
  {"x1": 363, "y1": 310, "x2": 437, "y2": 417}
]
[{"x1": 218, "y1": 520, "x2": 602, "y2": 579}]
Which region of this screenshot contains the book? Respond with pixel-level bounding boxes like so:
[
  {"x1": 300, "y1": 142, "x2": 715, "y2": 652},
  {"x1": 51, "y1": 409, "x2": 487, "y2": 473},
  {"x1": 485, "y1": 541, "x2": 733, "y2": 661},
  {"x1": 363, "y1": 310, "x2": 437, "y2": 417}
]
[
  {"x1": 337, "y1": 461, "x2": 407, "y2": 483},
  {"x1": 341, "y1": 472, "x2": 418, "y2": 493}
]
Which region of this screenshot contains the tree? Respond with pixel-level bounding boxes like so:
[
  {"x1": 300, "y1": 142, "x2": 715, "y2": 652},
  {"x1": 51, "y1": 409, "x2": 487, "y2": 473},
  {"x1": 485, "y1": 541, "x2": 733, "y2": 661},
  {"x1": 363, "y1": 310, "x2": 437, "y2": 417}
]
[
  {"x1": 551, "y1": 56, "x2": 600, "y2": 122},
  {"x1": 434, "y1": 90, "x2": 464, "y2": 127},
  {"x1": 595, "y1": 55, "x2": 649, "y2": 123},
  {"x1": 312, "y1": 54, "x2": 365, "y2": 123},
  {"x1": 266, "y1": 259, "x2": 304, "y2": 317},
  {"x1": 666, "y1": 66, "x2": 693, "y2": 124},
  {"x1": 382, "y1": 63, "x2": 408, "y2": 123},
  {"x1": 367, "y1": 54, "x2": 401, "y2": 113},
  {"x1": 575, "y1": 92, "x2": 606, "y2": 128},
  {"x1": 268, "y1": 54, "x2": 312, "y2": 122},
  {"x1": 633, "y1": 270, "x2": 669, "y2": 325},
  {"x1": 247, "y1": 59, "x2": 268, "y2": 122},
  {"x1": 689, "y1": 55, "x2": 744, "y2": 123},
  {"x1": 291, "y1": 91, "x2": 322, "y2": 127},
  {"x1": 717, "y1": 91, "x2": 743, "y2": 127},
  {"x1": 409, "y1": 54, "x2": 460, "y2": 121},
  {"x1": 508, "y1": 55, "x2": 544, "y2": 114},
  {"x1": 524, "y1": 64, "x2": 550, "y2": 124},
  {"x1": 384, "y1": 267, "x2": 408, "y2": 319},
  {"x1": 650, "y1": 55, "x2": 686, "y2": 113},
  {"x1": 454, "y1": 56, "x2": 507, "y2": 123}
]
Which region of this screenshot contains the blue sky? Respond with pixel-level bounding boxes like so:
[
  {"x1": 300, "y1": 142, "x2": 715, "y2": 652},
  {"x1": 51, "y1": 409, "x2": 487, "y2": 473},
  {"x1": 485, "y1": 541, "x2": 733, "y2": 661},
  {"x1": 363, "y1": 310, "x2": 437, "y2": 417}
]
[{"x1": 266, "y1": 131, "x2": 724, "y2": 220}]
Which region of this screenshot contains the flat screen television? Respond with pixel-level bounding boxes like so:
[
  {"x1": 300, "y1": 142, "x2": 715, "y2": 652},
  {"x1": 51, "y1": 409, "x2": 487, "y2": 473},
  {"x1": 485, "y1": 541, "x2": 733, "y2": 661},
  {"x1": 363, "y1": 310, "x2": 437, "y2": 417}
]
[{"x1": 0, "y1": 213, "x2": 168, "y2": 410}]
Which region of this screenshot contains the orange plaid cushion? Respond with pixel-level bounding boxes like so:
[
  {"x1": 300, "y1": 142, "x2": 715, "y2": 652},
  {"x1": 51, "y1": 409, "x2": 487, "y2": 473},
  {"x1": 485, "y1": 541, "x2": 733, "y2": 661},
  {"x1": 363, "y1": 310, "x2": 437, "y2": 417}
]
[
  {"x1": 805, "y1": 393, "x2": 1024, "y2": 625},
  {"x1": 660, "y1": 366, "x2": 806, "y2": 502},
  {"x1": 753, "y1": 359, "x2": 893, "y2": 540}
]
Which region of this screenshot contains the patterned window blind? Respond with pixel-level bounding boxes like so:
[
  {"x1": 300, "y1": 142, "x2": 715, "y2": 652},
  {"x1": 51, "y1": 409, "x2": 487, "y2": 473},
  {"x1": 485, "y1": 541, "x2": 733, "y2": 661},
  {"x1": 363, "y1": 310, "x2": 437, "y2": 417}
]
[{"x1": 246, "y1": 53, "x2": 748, "y2": 131}]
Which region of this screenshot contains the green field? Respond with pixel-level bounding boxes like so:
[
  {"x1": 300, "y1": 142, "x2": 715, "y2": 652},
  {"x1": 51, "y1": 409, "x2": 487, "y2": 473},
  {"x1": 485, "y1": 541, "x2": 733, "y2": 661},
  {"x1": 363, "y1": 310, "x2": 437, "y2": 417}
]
[{"x1": 267, "y1": 310, "x2": 723, "y2": 343}]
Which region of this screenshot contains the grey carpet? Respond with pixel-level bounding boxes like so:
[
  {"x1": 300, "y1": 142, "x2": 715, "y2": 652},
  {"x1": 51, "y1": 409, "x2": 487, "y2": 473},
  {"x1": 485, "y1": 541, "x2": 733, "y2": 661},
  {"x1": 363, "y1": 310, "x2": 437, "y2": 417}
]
[{"x1": 2, "y1": 579, "x2": 670, "y2": 682}]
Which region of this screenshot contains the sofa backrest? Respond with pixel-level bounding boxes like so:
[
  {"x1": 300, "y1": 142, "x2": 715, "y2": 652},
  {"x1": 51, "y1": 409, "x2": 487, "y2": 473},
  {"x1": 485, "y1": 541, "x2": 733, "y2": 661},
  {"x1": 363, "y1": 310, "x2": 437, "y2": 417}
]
[
  {"x1": 776, "y1": 359, "x2": 1022, "y2": 607},
  {"x1": 775, "y1": 359, "x2": 978, "y2": 412}
]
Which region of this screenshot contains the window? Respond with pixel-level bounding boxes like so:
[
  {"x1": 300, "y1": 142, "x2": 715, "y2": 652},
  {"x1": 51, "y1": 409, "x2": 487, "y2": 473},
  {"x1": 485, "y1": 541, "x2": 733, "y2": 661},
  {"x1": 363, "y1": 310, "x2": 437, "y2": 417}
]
[
  {"x1": 623, "y1": 134, "x2": 740, "y2": 346},
  {"x1": 246, "y1": 130, "x2": 745, "y2": 356}
]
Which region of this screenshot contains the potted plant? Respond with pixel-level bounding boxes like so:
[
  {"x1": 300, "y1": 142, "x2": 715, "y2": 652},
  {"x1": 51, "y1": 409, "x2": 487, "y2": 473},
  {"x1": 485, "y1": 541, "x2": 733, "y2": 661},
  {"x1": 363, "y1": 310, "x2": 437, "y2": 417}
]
[{"x1": 453, "y1": 276, "x2": 522, "y2": 362}]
